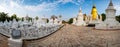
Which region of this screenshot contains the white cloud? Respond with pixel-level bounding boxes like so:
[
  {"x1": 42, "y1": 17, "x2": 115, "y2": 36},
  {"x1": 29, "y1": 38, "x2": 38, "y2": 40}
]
[
  {"x1": 24, "y1": 2, "x2": 57, "y2": 12},
  {"x1": 57, "y1": 0, "x2": 84, "y2": 5},
  {"x1": 0, "y1": 0, "x2": 27, "y2": 17},
  {"x1": 0, "y1": 0, "x2": 58, "y2": 17},
  {"x1": 115, "y1": 4, "x2": 120, "y2": 15},
  {"x1": 0, "y1": 0, "x2": 84, "y2": 17}
]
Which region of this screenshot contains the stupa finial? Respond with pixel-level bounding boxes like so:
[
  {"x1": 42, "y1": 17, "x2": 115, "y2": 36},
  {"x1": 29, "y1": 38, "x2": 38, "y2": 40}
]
[
  {"x1": 109, "y1": 0, "x2": 113, "y2": 6},
  {"x1": 79, "y1": 7, "x2": 82, "y2": 13}
]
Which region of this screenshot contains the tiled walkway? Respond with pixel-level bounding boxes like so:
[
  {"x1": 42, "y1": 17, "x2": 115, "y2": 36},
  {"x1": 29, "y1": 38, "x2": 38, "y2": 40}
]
[
  {"x1": 23, "y1": 24, "x2": 120, "y2": 47},
  {"x1": 0, "y1": 24, "x2": 120, "y2": 47},
  {"x1": 0, "y1": 34, "x2": 8, "y2": 47}
]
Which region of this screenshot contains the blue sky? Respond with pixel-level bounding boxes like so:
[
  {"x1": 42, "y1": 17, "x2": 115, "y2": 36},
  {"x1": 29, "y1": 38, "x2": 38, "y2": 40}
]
[{"x1": 0, "y1": 0, "x2": 120, "y2": 20}]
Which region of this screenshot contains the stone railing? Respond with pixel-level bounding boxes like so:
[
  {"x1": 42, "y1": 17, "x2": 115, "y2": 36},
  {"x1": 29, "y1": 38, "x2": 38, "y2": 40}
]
[
  {"x1": 0, "y1": 26, "x2": 11, "y2": 37},
  {"x1": 21, "y1": 25, "x2": 63, "y2": 39},
  {"x1": 0, "y1": 24, "x2": 64, "y2": 40}
]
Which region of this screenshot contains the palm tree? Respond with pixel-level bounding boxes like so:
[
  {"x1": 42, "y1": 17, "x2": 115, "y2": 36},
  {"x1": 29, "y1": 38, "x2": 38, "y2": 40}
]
[
  {"x1": 0, "y1": 12, "x2": 9, "y2": 22},
  {"x1": 11, "y1": 14, "x2": 17, "y2": 21}
]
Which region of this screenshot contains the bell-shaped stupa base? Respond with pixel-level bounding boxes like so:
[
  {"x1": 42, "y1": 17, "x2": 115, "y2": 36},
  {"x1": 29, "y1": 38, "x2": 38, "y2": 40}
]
[{"x1": 95, "y1": 21, "x2": 120, "y2": 30}]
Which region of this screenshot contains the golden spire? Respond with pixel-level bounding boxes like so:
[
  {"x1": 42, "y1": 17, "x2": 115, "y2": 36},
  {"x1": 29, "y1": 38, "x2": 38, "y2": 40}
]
[{"x1": 91, "y1": 4, "x2": 98, "y2": 20}]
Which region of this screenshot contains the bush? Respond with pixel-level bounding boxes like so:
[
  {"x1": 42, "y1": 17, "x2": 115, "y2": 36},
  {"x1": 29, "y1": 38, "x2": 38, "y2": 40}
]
[
  {"x1": 68, "y1": 18, "x2": 73, "y2": 24},
  {"x1": 116, "y1": 15, "x2": 120, "y2": 23}
]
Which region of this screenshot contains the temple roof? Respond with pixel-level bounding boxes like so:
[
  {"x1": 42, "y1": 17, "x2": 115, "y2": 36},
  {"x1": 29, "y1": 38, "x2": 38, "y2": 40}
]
[
  {"x1": 106, "y1": 0, "x2": 115, "y2": 10},
  {"x1": 109, "y1": 0, "x2": 113, "y2": 6}
]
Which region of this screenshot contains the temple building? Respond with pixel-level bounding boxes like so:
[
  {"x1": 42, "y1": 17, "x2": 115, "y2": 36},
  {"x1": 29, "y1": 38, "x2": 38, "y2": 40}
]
[
  {"x1": 91, "y1": 5, "x2": 99, "y2": 20},
  {"x1": 95, "y1": 0, "x2": 120, "y2": 29},
  {"x1": 49, "y1": 15, "x2": 62, "y2": 25},
  {"x1": 88, "y1": 4, "x2": 102, "y2": 24},
  {"x1": 72, "y1": 5, "x2": 103, "y2": 26},
  {"x1": 73, "y1": 7, "x2": 86, "y2": 26}
]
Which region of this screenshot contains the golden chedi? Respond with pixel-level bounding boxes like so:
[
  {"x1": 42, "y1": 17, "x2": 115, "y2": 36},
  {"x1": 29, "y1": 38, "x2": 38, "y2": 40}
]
[
  {"x1": 91, "y1": 5, "x2": 98, "y2": 20},
  {"x1": 87, "y1": 4, "x2": 102, "y2": 25}
]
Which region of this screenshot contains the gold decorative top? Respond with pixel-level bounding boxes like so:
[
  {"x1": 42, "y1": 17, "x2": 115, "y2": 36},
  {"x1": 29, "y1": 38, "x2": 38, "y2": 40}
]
[{"x1": 91, "y1": 5, "x2": 98, "y2": 20}]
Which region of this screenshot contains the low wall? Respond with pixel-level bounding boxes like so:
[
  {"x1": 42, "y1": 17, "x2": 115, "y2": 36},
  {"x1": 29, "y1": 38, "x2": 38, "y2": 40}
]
[{"x1": 0, "y1": 24, "x2": 64, "y2": 40}]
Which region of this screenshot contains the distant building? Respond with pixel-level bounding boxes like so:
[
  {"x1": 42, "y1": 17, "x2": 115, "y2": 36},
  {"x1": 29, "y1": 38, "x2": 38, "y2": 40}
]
[
  {"x1": 87, "y1": 4, "x2": 102, "y2": 24},
  {"x1": 73, "y1": 7, "x2": 86, "y2": 26},
  {"x1": 49, "y1": 15, "x2": 62, "y2": 25},
  {"x1": 72, "y1": 4, "x2": 103, "y2": 26},
  {"x1": 95, "y1": 0, "x2": 120, "y2": 29}
]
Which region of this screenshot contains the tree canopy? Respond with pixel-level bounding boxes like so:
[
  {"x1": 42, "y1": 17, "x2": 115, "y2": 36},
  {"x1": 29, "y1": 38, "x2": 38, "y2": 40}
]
[
  {"x1": 116, "y1": 15, "x2": 120, "y2": 23},
  {"x1": 68, "y1": 18, "x2": 73, "y2": 24},
  {"x1": 0, "y1": 12, "x2": 33, "y2": 22},
  {"x1": 0, "y1": 12, "x2": 9, "y2": 22},
  {"x1": 101, "y1": 13, "x2": 106, "y2": 21}
]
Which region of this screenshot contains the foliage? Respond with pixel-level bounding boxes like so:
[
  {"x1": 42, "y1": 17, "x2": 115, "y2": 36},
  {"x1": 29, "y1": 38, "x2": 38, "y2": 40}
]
[
  {"x1": 28, "y1": 17, "x2": 32, "y2": 22},
  {"x1": 11, "y1": 14, "x2": 17, "y2": 20},
  {"x1": 0, "y1": 12, "x2": 9, "y2": 22},
  {"x1": 47, "y1": 19, "x2": 49, "y2": 23},
  {"x1": 62, "y1": 20, "x2": 67, "y2": 24},
  {"x1": 68, "y1": 18, "x2": 73, "y2": 24},
  {"x1": 83, "y1": 14, "x2": 86, "y2": 21},
  {"x1": 0, "y1": 12, "x2": 33, "y2": 22},
  {"x1": 35, "y1": 16, "x2": 39, "y2": 20},
  {"x1": 116, "y1": 15, "x2": 120, "y2": 23},
  {"x1": 11, "y1": 14, "x2": 20, "y2": 21},
  {"x1": 0, "y1": 12, "x2": 119, "y2": 23},
  {"x1": 101, "y1": 13, "x2": 106, "y2": 21},
  {"x1": 21, "y1": 17, "x2": 24, "y2": 21}
]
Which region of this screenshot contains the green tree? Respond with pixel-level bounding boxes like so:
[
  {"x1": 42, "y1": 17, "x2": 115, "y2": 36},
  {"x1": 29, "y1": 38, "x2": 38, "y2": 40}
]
[
  {"x1": 62, "y1": 20, "x2": 67, "y2": 24},
  {"x1": 11, "y1": 14, "x2": 17, "y2": 20},
  {"x1": 21, "y1": 17, "x2": 24, "y2": 21},
  {"x1": 116, "y1": 15, "x2": 120, "y2": 23},
  {"x1": 35, "y1": 16, "x2": 39, "y2": 20},
  {"x1": 0, "y1": 12, "x2": 9, "y2": 22},
  {"x1": 47, "y1": 19, "x2": 49, "y2": 23},
  {"x1": 16, "y1": 17, "x2": 21, "y2": 21},
  {"x1": 68, "y1": 18, "x2": 73, "y2": 24},
  {"x1": 83, "y1": 14, "x2": 86, "y2": 21},
  {"x1": 28, "y1": 17, "x2": 32, "y2": 22},
  {"x1": 101, "y1": 13, "x2": 106, "y2": 21}
]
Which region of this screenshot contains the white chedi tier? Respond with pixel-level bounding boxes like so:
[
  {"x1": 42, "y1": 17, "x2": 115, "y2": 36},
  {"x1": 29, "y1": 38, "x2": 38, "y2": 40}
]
[
  {"x1": 73, "y1": 8, "x2": 86, "y2": 26},
  {"x1": 0, "y1": 18, "x2": 63, "y2": 39},
  {"x1": 72, "y1": 17, "x2": 77, "y2": 25},
  {"x1": 95, "y1": 0, "x2": 120, "y2": 29},
  {"x1": 88, "y1": 15, "x2": 102, "y2": 24}
]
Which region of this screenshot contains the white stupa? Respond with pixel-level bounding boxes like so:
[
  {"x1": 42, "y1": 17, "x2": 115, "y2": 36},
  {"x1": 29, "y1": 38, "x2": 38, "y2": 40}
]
[
  {"x1": 95, "y1": 0, "x2": 120, "y2": 30},
  {"x1": 72, "y1": 17, "x2": 77, "y2": 25},
  {"x1": 73, "y1": 8, "x2": 86, "y2": 26}
]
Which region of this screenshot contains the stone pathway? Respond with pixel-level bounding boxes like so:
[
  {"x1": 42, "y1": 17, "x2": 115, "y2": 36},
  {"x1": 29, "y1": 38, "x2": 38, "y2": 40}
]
[
  {"x1": 0, "y1": 34, "x2": 8, "y2": 47},
  {"x1": 23, "y1": 24, "x2": 120, "y2": 47},
  {"x1": 0, "y1": 24, "x2": 120, "y2": 47}
]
